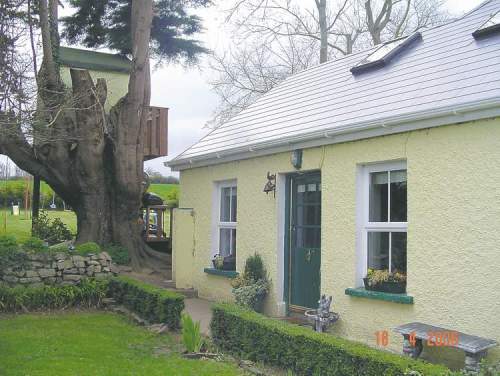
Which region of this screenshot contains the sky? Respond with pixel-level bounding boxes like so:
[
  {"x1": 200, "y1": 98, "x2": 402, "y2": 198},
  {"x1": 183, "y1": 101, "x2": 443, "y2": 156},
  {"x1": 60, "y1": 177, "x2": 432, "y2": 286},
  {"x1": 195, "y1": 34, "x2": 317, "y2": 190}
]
[
  {"x1": 0, "y1": 0, "x2": 485, "y2": 177},
  {"x1": 144, "y1": 0, "x2": 484, "y2": 176}
]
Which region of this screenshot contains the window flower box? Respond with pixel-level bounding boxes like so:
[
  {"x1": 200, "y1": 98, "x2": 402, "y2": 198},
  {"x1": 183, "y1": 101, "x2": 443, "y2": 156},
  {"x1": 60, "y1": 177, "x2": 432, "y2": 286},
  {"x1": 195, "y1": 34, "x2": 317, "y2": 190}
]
[{"x1": 363, "y1": 278, "x2": 406, "y2": 294}]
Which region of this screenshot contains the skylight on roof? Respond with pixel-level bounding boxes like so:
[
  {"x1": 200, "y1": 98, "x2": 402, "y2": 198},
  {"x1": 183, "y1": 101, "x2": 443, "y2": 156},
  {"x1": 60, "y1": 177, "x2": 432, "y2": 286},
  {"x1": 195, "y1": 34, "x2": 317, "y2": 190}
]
[
  {"x1": 351, "y1": 32, "x2": 422, "y2": 75},
  {"x1": 473, "y1": 11, "x2": 500, "y2": 39}
]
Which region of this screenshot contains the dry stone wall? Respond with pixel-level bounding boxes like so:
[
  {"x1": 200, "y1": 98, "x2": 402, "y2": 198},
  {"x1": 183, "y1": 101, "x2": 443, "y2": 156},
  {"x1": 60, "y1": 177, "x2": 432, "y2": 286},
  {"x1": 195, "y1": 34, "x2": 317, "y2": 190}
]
[{"x1": 0, "y1": 252, "x2": 115, "y2": 286}]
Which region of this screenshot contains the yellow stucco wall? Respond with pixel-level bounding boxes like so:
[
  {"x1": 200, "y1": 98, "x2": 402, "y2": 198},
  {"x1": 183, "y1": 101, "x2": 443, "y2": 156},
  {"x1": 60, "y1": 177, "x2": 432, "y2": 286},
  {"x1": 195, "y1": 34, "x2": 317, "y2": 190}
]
[
  {"x1": 60, "y1": 66, "x2": 129, "y2": 111},
  {"x1": 173, "y1": 118, "x2": 500, "y2": 368}
]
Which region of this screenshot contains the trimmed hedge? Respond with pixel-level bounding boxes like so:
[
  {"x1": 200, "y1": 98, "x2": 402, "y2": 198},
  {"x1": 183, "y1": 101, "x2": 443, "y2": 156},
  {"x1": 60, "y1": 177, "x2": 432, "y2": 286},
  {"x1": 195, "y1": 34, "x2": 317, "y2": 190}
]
[
  {"x1": 107, "y1": 276, "x2": 184, "y2": 329},
  {"x1": 211, "y1": 303, "x2": 455, "y2": 376},
  {"x1": 0, "y1": 279, "x2": 108, "y2": 312}
]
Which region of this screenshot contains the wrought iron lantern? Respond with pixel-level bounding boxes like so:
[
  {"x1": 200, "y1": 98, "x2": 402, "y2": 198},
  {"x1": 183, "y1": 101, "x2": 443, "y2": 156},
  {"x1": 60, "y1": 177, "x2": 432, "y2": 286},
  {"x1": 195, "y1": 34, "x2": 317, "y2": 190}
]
[{"x1": 263, "y1": 172, "x2": 276, "y2": 196}]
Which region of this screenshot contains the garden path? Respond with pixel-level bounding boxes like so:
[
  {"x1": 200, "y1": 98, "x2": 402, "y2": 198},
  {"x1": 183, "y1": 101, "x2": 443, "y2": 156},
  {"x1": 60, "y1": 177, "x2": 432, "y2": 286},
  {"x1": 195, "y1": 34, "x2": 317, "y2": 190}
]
[{"x1": 119, "y1": 269, "x2": 213, "y2": 334}]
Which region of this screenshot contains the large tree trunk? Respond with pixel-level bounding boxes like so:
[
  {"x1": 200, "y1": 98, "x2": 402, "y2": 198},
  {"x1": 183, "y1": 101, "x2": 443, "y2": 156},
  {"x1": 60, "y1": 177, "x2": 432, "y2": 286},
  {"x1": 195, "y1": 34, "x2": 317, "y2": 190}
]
[{"x1": 0, "y1": 0, "x2": 168, "y2": 271}]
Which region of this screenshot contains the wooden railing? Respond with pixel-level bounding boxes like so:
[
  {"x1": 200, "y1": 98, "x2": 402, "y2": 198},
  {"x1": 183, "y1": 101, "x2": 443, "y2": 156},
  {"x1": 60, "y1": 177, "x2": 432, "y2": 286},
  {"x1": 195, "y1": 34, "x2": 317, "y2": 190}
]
[{"x1": 143, "y1": 106, "x2": 168, "y2": 160}]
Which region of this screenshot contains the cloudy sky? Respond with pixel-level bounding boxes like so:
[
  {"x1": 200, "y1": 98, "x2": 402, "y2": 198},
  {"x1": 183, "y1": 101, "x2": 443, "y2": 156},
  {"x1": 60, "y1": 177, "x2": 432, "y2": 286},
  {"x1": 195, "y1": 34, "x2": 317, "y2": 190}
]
[{"x1": 145, "y1": 0, "x2": 484, "y2": 176}]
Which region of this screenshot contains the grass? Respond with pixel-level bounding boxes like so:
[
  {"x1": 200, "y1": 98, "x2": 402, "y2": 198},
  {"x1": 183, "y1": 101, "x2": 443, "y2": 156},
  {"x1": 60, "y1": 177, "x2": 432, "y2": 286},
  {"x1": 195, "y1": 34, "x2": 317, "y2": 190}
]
[
  {"x1": 0, "y1": 183, "x2": 178, "y2": 242},
  {"x1": 0, "y1": 209, "x2": 77, "y2": 243},
  {"x1": 148, "y1": 183, "x2": 179, "y2": 202},
  {"x1": 0, "y1": 311, "x2": 243, "y2": 376}
]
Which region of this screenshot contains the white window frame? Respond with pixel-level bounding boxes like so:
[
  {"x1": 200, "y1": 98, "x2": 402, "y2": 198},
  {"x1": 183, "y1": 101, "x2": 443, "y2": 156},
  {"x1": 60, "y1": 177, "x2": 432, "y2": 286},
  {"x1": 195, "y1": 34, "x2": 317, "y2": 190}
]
[
  {"x1": 356, "y1": 161, "x2": 407, "y2": 287},
  {"x1": 211, "y1": 180, "x2": 237, "y2": 259}
]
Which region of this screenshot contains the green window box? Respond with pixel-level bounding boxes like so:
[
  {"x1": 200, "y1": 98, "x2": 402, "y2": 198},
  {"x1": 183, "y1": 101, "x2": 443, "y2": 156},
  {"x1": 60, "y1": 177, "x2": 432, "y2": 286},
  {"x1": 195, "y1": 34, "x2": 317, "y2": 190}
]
[
  {"x1": 204, "y1": 268, "x2": 239, "y2": 279},
  {"x1": 345, "y1": 287, "x2": 414, "y2": 304}
]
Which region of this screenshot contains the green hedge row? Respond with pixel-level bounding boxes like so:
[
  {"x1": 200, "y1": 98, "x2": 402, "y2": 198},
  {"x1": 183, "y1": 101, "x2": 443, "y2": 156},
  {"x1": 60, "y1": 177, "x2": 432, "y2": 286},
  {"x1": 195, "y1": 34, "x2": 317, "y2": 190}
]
[
  {"x1": 107, "y1": 276, "x2": 184, "y2": 329},
  {"x1": 211, "y1": 303, "x2": 454, "y2": 376},
  {"x1": 0, "y1": 279, "x2": 108, "y2": 312}
]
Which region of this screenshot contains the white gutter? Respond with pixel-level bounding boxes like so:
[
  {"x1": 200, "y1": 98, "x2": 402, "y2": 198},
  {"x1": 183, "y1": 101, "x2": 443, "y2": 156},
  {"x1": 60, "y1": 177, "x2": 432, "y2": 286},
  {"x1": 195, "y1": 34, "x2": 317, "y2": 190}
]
[{"x1": 167, "y1": 97, "x2": 500, "y2": 171}]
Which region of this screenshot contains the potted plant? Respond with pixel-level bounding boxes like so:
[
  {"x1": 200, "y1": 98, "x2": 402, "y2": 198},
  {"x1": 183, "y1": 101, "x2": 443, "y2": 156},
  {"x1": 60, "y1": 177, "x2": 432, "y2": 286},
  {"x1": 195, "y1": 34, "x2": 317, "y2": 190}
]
[
  {"x1": 231, "y1": 253, "x2": 270, "y2": 312},
  {"x1": 222, "y1": 254, "x2": 236, "y2": 271},
  {"x1": 364, "y1": 268, "x2": 407, "y2": 293},
  {"x1": 212, "y1": 254, "x2": 224, "y2": 270}
]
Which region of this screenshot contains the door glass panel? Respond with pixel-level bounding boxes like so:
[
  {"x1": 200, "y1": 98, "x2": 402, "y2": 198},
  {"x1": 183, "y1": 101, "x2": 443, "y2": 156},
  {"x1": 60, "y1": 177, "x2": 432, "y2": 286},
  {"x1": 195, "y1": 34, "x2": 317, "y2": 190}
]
[
  {"x1": 369, "y1": 171, "x2": 388, "y2": 222},
  {"x1": 296, "y1": 204, "x2": 321, "y2": 227},
  {"x1": 367, "y1": 232, "x2": 389, "y2": 270},
  {"x1": 390, "y1": 170, "x2": 407, "y2": 222},
  {"x1": 391, "y1": 232, "x2": 407, "y2": 272}
]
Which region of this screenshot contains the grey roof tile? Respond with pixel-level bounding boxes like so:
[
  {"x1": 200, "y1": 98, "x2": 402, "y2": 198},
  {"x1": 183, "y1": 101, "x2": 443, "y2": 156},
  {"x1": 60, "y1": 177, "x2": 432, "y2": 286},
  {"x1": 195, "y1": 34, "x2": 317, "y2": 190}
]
[{"x1": 171, "y1": 0, "x2": 500, "y2": 166}]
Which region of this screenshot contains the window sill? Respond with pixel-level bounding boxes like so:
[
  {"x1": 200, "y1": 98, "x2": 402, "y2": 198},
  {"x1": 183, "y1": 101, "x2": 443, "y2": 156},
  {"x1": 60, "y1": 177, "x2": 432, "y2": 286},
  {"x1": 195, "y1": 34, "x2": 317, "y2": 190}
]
[
  {"x1": 204, "y1": 268, "x2": 239, "y2": 279},
  {"x1": 345, "y1": 287, "x2": 414, "y2": 304}
]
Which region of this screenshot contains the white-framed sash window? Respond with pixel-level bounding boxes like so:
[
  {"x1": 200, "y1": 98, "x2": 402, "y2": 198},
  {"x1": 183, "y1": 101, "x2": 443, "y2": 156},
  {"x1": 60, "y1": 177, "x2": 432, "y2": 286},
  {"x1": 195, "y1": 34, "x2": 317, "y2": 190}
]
[
  {"x1": 358, "y1": 161, "x2": 407, "y2": 285},
  {"x1": 213, "y1": 181, "x2": 237, "y2": 257}
]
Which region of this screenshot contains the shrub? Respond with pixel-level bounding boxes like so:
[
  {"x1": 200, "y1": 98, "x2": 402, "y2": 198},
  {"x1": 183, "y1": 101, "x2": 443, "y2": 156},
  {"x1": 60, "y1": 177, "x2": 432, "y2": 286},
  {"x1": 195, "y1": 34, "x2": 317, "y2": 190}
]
[
  {"x1": 182, "y1": 313, "x2": 204, "y2": 353},
  {"x1": 75, "y1": 242, "x2": 101, "y2": 256},
  {"x1": 22, "y1": 237, "x2": 48, "y2": 253},
  {"x1": 232, "y1": 254, "x2": 269, "y2": 312},
  {"x1": 0, "y1": 278, "x2": 108, "y2": 312},
  {"x1": 107, "y1": 276, "x2": 184, "y2": 329},
  {"x1": 104, "y1": 244, "x2": 130, "y2": 265},
  {"x1": 0, "y1": 234, "x2": 17, "y2": 251},
  {"x1": 0, "y1": 236, "x2": 29, "y2": 273},
  {"x1": 243, "y1": 253, "x2": 267, "y2": 282},
  {"x1": 210, "y1": 303, "x2": 454, "y2": 376},
  {"x1": 32, "y1": 211, "x2": 73, "y2": 245}
]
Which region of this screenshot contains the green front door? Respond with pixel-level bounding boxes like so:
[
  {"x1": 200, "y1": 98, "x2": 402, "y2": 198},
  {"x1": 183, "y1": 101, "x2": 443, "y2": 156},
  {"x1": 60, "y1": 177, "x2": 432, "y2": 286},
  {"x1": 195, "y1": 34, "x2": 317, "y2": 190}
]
[{"x1": 288, "y1": 173, "x2": 321, "y2": 310}]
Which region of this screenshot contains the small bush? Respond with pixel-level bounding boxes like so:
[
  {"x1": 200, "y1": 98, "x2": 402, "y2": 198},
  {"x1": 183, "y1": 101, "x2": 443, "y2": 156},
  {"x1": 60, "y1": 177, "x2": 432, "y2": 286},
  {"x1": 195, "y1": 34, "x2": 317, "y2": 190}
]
[
  {"x1": 0, "y1": 234, "x2": 17, "y2": 251},
  {"x1": 32, "y1": 211, "x2": 73, "y2": 245},
  {"x1": 107, "y1": 276, "x2": 184, "y2": 329},
  {"x1": 75, "y1": 242, "x2": 101, "y2": 256},
  {"x1": 182, "y1": 313, "x2": 204, "y2": 353},
  {"x1": 211, "y1": 303, "x2": 454, "y2": 376},
  {"x1": 232, "y1": 253, "x2": 269, "y2": 312},
  {"x1": 243, "y1": 253, "x2": 267, "y2": 282},
  {"x1": 0, "y1": 278, "x2": 108, "y2": 312},
  {"x1": 104, "y1": 244, "x2": 129, "y2": 265},
  {"x1": 22, "y1": 237, "x2": 48, "y2": 252}
]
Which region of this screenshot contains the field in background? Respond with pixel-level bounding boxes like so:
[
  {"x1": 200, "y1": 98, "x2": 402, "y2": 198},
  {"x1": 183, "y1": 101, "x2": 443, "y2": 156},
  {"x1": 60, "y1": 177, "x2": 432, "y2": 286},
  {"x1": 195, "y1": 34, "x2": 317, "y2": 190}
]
[
  {"x1": 148, "y1": 183, "x2": 179, "y2": 202},
  {"x1": 0, "y1": 210, "x2": 77, "y2": 243},
  {"x1": 0, "y1": 184, "x2": 178, "y2": 243}
]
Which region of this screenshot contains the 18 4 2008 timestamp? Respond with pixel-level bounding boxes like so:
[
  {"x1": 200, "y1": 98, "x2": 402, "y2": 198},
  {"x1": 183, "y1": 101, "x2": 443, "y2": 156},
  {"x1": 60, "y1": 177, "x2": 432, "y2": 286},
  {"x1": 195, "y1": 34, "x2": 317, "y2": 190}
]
[{"x1": 375, "y1": 330, "x2": 459, "y2": 347}]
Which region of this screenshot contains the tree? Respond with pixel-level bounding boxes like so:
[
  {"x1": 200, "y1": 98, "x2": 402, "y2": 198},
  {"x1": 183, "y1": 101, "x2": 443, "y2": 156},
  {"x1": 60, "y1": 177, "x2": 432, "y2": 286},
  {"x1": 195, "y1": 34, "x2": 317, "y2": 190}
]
[
  {"x1": 209, "y1": 0, "x2": 449, "y2": 127},
  {"x1": 62, "y1": 0, "x2": 211, "y2": 64},
  {"x1": 0, "y1": 0, "x2": 209, "y2": 270}
]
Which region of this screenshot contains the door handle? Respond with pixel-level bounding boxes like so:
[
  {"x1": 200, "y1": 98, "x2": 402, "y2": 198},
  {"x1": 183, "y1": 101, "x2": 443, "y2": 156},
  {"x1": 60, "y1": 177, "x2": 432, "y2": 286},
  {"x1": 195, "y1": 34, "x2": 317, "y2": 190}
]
[{"x1": 305, "y1": 249, "x2": 312, "y2": 262}]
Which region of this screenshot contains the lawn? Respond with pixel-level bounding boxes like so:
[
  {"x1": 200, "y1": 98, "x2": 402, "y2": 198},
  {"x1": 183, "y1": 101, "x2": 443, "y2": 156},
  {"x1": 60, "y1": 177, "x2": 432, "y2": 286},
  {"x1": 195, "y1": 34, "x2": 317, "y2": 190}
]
[
  {"x1": 149, "y1": 183, "x2": 179, "y2": 202},
  {"x1": 0, "y1": 183, "x2": 178, "y2": 243},
  {"x1": 0, "y1": 209, "x2": 77, "y2": 243},
  {"x1": 0, "y1": 311, "x2": 243, "y2": 376}
]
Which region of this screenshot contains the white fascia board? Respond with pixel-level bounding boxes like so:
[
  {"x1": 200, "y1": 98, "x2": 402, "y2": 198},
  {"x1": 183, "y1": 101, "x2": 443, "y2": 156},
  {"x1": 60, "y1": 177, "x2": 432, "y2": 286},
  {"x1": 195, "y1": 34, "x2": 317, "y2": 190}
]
[{"x1": 167, "y1": 98, "x2": 500, "y2": 171}]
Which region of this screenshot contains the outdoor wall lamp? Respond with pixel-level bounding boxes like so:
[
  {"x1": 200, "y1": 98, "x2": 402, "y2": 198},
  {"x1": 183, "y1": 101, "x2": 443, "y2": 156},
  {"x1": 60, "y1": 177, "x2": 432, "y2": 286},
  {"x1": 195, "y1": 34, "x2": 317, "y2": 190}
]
[
  {"x1": 291, "y1": 149, "x2": 303, "y2": 169},
  {"x1": 263, "y1": 172, "x2": 276, "y2": 196}
]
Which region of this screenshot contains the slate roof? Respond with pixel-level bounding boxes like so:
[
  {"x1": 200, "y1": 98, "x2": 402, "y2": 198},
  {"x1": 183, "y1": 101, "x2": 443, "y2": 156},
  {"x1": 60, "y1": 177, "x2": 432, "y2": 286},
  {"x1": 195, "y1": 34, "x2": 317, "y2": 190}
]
[
  {"x1": 169, "y1": 0, "x2": 500, "y2": 170},
  {"x1": 59, "y1": 47, "x2": 131, "y2": 73}
]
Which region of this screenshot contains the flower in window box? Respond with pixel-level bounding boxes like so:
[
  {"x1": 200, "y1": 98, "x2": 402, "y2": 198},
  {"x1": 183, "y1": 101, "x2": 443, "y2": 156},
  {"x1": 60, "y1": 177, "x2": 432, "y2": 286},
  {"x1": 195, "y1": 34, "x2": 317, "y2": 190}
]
[{"x1": 364, "y1": 269, "x2": 407, "y2": 293}]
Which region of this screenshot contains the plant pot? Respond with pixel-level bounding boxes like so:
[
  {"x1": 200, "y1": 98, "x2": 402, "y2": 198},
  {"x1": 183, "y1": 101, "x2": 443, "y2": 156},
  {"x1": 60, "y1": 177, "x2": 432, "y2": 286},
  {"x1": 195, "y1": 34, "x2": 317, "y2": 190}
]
[
  {"x1": 371, "y1": 281, "x2": 406, "y2": 294},
  {"x1": 222, "y1": 255, "x2": 236, "y2": 271},
  {"x1": 363, "y1": 277, "x2": 372, "y2": 290},
  {"x1": 252, "y1": 291, "x2": 267, "y2": 312}
]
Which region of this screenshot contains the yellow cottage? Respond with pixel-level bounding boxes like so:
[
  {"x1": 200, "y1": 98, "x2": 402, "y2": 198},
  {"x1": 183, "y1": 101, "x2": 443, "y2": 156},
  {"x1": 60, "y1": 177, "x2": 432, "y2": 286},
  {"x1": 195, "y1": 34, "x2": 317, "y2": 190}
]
[{"x1": 168, "y1": 1, "x2": 500, "y2": 369}]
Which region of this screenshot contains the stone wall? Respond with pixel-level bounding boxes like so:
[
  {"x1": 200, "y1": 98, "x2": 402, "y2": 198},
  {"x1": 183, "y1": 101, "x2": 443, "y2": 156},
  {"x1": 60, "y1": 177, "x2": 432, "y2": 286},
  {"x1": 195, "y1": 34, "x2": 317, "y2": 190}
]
[{"x1": 0, "y1": 252, "x2": 115, "y2": 286}]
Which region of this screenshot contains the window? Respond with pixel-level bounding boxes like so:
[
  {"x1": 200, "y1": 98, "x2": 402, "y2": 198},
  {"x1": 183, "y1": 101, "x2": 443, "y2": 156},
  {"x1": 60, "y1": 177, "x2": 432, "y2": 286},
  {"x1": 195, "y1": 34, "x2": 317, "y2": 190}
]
[
  {"x1": 359, "y1": 162, "x2": 407, "y2": 284},
  {"x1": 473, "y1": 11, "x2": 500, "y2": 39},
  {"x1": 215, "y1": 182, "x2": 237, "y2": 258},
  {"x1": 351, "y1": 32, "x2": 422, "y2": 75}
]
